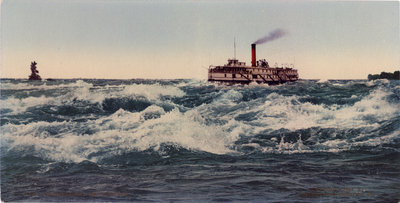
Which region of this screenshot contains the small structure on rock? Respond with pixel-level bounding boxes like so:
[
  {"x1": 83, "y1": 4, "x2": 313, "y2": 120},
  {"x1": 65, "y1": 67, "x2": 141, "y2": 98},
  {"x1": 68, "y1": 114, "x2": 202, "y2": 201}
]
[{"x1": 28, "y1": 61, "x2": 42, "y2": 80}]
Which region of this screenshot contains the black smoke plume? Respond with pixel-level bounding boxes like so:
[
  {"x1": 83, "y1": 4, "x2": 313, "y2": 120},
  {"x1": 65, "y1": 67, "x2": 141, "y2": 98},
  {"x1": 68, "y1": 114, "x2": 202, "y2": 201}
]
[{"x1": 253, "y1": 29, "x2": 287, "y2": 45}]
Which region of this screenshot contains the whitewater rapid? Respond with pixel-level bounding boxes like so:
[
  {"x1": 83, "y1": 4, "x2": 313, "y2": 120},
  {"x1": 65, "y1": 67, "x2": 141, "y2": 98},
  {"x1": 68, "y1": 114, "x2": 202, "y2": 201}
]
[{"x1": 1, "y1": 79, "x2": 399, "y2": 163}]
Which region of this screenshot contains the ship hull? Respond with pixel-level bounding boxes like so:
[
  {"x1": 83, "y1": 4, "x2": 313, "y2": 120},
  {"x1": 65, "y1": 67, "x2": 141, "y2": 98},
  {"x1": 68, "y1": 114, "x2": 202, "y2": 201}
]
[{"x1": 207, "y1": 78, "x2": 295, "y2": 85}]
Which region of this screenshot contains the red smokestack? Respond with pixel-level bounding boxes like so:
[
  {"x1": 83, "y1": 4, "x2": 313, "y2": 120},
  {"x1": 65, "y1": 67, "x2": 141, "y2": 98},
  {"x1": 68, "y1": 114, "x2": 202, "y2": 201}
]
[{"x1": 251, "y1": 44, "x2": 256, "y2": 67}]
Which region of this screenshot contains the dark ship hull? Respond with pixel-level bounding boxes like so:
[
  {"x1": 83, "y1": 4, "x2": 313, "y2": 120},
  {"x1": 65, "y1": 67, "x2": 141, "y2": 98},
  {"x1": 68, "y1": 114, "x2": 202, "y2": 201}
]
[{"x1": 208, "y1": 44, "x2": 298, "y2": 85}]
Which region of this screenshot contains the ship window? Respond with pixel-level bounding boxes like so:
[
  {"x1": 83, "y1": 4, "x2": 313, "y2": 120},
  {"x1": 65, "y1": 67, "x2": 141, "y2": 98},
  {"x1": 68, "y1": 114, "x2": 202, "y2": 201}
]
[
  {"x1": 224, "y1": 74, "x2": 227, "y2": 77},
  {"x1": 232, "y1": 74, "x2": 236, "y2": 78},
  {"x1": 253, "y1": 75, "x2": 257, "y2": 79}
]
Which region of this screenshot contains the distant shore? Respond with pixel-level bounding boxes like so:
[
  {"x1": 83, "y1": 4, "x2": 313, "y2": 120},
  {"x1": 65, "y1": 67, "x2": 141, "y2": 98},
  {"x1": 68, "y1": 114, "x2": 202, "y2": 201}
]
[{"x1": 368, "y1": 71, "x2": 399, "y2": 80}]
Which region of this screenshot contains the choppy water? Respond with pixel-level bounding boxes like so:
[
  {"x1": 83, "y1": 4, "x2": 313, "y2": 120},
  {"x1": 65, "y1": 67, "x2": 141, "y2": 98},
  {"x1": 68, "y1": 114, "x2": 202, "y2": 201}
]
[{"x1": 1, "y1": 79, "x2": 399, "y2": 202}]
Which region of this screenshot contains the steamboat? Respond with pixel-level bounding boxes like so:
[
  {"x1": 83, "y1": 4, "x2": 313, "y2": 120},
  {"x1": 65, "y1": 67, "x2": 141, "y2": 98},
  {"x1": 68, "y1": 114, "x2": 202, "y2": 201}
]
[{"x1": 208, "y1": 43, "x2": 299, "y2": 85}]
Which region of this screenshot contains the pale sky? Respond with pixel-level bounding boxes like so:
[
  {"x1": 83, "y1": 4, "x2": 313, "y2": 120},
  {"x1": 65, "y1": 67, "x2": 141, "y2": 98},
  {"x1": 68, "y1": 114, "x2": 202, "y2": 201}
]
[{"x1": 1, "y1": 0, "x2": 399, "y2": 79}]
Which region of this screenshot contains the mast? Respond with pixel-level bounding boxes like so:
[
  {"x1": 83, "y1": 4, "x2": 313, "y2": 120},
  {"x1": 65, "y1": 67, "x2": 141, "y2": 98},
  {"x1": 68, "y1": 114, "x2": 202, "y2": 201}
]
[{"x1": 234, "y1": 37, "x2": 236, "y2": 59}]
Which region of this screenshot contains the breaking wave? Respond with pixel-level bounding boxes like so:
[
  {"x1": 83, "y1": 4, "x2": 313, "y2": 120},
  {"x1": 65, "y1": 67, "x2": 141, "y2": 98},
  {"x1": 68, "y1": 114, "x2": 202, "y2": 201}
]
[{"x1": 1, "y1": 79, "x2": 399, "y2": 163}]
